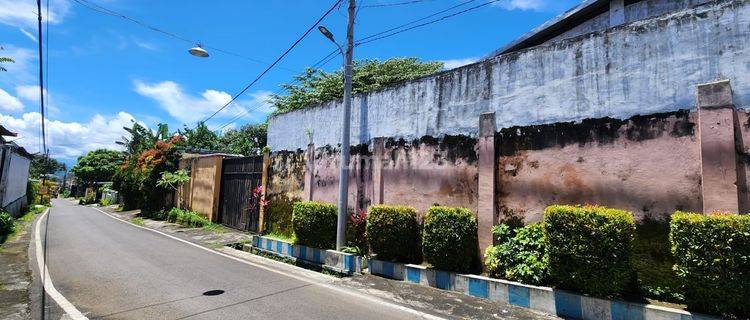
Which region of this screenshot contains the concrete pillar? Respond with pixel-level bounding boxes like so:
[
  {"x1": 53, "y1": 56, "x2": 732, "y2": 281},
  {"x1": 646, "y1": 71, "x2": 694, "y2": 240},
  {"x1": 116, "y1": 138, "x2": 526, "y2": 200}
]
[
  {"x1": 477, "y1": 112, "x2": 497, "y2": 257},
  {"x1": 696, "y1": 80, "x2": 739, "y2": 214},
  {"x1": 258, "y1": 151, "x2": 271, "y2": 233},
  {"x1": 609, "y1": 0, "x2": 625, "y2": 26},
  {"x1": 372, "y1": 137, "x2": 385, "y2": 205},
  {"x1": 303, "y1": 143, "x2": 315, "y2": 201}
]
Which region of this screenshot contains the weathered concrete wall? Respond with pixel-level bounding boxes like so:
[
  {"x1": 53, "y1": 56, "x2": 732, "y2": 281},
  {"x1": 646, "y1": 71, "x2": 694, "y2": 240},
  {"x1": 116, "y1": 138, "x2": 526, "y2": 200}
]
[
  {"x1": 266, "y1": 151, "x2": 305, "y2": 234},
  {"x1": 495, "y1": 110, "x2": 702, "y2": 223},
  {"x1": 308, "y1": 137, "x2": 479, "y2": 215},
  {"x1": 2, "y1": 151, "x2": 30, "y2": 207},
  {"x1": 268, "y1": 0, "x2": 750, "y2": 151}
]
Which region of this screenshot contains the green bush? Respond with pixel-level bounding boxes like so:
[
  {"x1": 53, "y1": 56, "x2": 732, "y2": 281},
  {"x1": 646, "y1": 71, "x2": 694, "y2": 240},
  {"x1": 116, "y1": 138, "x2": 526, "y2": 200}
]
[
  {"x1": 165, "y1": 207, "x2": 210, "y2": 228},
  {"x1": 544, "y1": 205, "x2": 635, "y2": 297},
  {"x1": 670, "y1": 211, "x2": 750, "y2": 317},
  {"x1": 0, "y1": 210, "x2": 14, "y2": 235},
  {"x1": 100, "y1": 197, "x2": 112, "y2": 206},
  {"x1": 292, "y1": 201, "x2": 337, "y2": 249},
  {"x1": 422, "y1": 206, "x2": 478, "y2": 273},
  {"x1": 366, "y1": 205, "x2": 421, "y2": 262},
  {"x1": 485, "y1": 223, "x2": 548, "y2": 285}
]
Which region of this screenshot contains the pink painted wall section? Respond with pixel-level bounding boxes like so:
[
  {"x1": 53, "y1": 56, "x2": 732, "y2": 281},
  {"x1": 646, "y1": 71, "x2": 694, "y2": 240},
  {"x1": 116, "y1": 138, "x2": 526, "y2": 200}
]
[
  {"x1": 495, "y1": 111, "x2": 702, "y2": 223},
  {"x1": 381, "y1": 140, "x2": 478, "y2": 215},
  {"x1": 306, "y1": 138, "x2": 479, "y2": 216}
]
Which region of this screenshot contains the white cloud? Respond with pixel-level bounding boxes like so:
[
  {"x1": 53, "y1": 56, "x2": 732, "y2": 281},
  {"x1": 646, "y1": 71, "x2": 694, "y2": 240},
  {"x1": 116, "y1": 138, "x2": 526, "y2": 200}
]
[
  {"x1": 0, "y1": 89, "x2": 24, "y2": 112},
  {"x1": 494, "y1": 0, "x2": 582, "y2": 12},
  {"x1": 133, "y1": 39, "x2": 158, "y2": 51},
  {"x1": 19, "y1": 28, "x2": 37, "y2": 42},
  {"x1": 0, "y1": 0, "x2": 70, "y2": 29},
  {"x1": 134, "y1": 80, "x2": 260, "y2": 125},
  {"x1": 15, "y1": 85, "x2": 44, "y2": 102},
  {"x1": 0, "y1": 111, "x2": 137, "y2": 159},
  {"x1": 441, "y1": 57, "x2": 479, "y2": 70}
]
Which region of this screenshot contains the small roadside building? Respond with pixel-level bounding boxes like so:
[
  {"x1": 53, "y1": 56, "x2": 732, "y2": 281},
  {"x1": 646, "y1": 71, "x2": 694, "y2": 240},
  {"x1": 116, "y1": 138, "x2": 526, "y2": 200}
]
[
  {"x1": 177, "y1": 151, "x2": 242, "y2": 222},
  {"x1": 0, "y1": 126, "x2": 33, "y2": 218}
]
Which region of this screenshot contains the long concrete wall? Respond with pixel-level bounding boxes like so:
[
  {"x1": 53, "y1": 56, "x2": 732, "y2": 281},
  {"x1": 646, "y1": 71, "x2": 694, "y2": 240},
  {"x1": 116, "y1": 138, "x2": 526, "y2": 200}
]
[{"x1": 268, "y1": 0, "x2": 750, "y2": 151}]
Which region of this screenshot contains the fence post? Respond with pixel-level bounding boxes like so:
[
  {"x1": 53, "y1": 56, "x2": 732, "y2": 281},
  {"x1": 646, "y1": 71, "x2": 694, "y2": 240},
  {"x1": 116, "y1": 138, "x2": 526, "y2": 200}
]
[
  {"x1": 258, "y1": 151, "x2": 271, "y2": 233},
  {"x1": 477, "y1": 112, "x2": 497, "y2": 259},
  {"x1": 696, "y1": 80, "x2": 739, "y2": 213},
  {"x1": 304, "y1": 143, "x2": 315, "y2": 201}
]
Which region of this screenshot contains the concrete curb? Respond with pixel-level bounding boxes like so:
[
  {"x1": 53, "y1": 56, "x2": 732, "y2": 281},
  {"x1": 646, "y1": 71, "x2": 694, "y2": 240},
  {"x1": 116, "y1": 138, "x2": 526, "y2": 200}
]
[
  {"x1": 368, "y1": 259, "x2": 720, "y2": 320},
  {"x1": 251, "y1": 235, "x2": 365, "y2": 275}
]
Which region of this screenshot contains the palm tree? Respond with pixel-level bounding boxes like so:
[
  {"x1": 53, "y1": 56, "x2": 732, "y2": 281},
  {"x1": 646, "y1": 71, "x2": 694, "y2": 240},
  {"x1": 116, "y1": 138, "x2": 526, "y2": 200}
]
[{"x1": 0, "y1": 46, "x2": 14, "y2": 72}]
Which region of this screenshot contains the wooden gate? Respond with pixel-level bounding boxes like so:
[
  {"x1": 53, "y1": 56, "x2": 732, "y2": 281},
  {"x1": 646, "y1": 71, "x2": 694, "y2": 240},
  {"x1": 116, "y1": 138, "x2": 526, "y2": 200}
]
[{"x1": 218, "y1": 156, "x2": 263, "y2": 232}]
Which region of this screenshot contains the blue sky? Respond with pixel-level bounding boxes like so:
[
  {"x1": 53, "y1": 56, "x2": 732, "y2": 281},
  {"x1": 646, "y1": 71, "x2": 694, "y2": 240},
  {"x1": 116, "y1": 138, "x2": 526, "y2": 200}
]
[{"x1": 0, "y1": 0, "x2": 579, "y2": 164}]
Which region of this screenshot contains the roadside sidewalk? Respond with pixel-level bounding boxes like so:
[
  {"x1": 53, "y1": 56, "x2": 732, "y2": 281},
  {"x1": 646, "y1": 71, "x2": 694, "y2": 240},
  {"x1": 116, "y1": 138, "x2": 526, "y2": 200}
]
[
  {"x1": 0, "y1": 209, "x2": 41, "y2": 320},
  {"x1": 95, "y1": 202, "x2": 557, "y2": 320}
]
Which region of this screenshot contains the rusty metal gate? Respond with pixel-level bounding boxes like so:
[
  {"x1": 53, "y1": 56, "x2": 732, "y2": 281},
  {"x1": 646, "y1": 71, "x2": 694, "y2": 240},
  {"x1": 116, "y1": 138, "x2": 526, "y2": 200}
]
[{"x1": 218, "y1": 156, "x2": 263, "y2": 232}]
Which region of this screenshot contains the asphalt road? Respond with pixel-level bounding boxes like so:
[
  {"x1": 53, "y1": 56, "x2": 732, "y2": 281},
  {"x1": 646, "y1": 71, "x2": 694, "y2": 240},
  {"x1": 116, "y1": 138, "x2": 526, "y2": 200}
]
[{"x1": 36, "y1": 200, "x2": 430, "y2": 320}]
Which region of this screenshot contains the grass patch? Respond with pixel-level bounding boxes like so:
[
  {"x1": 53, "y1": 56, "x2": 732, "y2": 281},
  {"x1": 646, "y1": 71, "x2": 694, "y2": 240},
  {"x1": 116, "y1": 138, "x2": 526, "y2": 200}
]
[
  {"x1": 1, "y1": 205, "x2": 48, "y2": 246},
  {"x1": 202, "y1": 223, "x2": 227, "y2": 234},
  {"x1": 131, "y1": 217, "x2": 145, "y2": 226},
  {"x1": 263, "y1": 231, "x2": 295, "y2": 243}
]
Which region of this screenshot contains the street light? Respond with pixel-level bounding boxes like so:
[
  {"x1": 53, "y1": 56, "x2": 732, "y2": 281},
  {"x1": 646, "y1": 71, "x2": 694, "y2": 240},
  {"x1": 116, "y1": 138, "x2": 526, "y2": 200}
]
[
  {"x1": 189, "y1": 44, "x2": 209, "y2": 58},
  {"x1": 318, "y1": 0, "x2": 355, "y2": 251}
]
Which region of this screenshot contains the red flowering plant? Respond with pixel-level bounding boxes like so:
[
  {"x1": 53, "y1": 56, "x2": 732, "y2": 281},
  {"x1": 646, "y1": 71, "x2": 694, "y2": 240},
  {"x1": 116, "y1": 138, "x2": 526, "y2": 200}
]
[
  {"x1": 344, "y1": 208, "x2": 368, "y2": 255},
  {"x1": 247, "y1": 185, "x2": 268, "y2": 214}
]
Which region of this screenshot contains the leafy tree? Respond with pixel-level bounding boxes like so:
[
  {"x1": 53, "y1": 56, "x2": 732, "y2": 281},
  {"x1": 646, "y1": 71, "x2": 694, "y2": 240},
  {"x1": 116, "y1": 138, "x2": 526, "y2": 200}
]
[
  {"x1": 71, "y1": 149, "x2": 123, "y2": 186},
  {"x1": 29, "y1": 155, "x2": 66, "y2": 178},
  {"x1": 179, "y1": 122, "x2": 219, "y2": 151},
  {"x1": 217, "y1": 122, "x2": 267, "y2": 156},
  {"x1": 157, "y1": 169, "x2": 190, "y2": 191},
  {"x1": 271, "y1": 58, "x2": 443, "y2": 114}
]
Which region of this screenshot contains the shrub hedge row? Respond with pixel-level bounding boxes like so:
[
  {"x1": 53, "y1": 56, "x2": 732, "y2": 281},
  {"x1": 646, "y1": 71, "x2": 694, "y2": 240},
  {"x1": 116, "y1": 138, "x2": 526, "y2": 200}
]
[
  {"x1": 670, "y1": 211, "x2": 750, "y2": 318},
  {"x1": 166, "y1": 207, "x2": 211, "y2": 228},
  {"x1": 292, "y1": 201, "x2": 338, "y2": 249},
  {"x1": 485, "y1": 223, "x2": 548, "y2": 285},
  {"x1": 422, "y1": 206, "x2": 478, "y2": 272},
  {"x1": 544, "y1": 205, "x2": 635, "y2": 297},
  {"x1": 366, "y1": 205, "x2": 421, "y2": 262}
]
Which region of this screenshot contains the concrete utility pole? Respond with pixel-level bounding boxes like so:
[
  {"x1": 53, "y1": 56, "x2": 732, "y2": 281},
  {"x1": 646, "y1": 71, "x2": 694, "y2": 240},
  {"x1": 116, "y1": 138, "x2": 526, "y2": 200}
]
[{"x1": 336, "y1": 0, "x2": 356, "y2": 250}]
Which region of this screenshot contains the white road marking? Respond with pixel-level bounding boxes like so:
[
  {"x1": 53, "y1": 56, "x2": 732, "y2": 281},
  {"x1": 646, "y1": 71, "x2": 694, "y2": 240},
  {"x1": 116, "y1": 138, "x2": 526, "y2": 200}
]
[
  {"x1": 92, "y1": 206, "x2": 445, "y2": 320},
  {"x1": 34, "y1": 208, "x2": 89, "y2": 320}
]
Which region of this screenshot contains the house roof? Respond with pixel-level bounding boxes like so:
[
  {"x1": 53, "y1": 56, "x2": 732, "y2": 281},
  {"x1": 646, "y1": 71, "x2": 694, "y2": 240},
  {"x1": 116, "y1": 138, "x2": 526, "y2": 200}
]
[
  {"x1": 489, "y1": 0, "x2": 610, "y2": 56},
  {"x1": 0, "y1": 125, "x2": 17, "y2": 137}
]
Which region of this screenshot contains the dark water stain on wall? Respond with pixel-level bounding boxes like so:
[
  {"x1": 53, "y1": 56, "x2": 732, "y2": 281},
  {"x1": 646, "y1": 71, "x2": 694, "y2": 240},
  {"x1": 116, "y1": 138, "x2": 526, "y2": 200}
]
[{"x1": 496, "y1": 110, "x2": 694, "y2": 156}]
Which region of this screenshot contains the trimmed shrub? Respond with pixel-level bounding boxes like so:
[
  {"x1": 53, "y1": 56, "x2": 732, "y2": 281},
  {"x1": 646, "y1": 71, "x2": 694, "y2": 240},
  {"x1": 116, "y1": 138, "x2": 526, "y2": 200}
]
[
  {"x1": 0, "y1": 210, "x2": 14, "y2": 235},
  {"x1": 485, "y1": 223, "x2": 548, "y2": 285},
  {"x1": 670, "y1": 211, "x2": 750, "y2": 317},
  {"x1": 544, "y1": 205, "x2": 635, "y2": 297},
  {"x1": 292, "y1": 201, "x2": 337, "y2": 249},
  {"x1": 422, "y1": 206, "x2": 478, "y2": 272},
  {"x1": 366, "y1": 205, "x2": 421, "y2": 262}
]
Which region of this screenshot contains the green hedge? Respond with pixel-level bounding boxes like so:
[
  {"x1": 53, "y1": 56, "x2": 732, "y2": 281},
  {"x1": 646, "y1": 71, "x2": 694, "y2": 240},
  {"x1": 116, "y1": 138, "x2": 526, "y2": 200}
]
[
  {"x1": 366, "y1": 205, "x2": 421, "y2": 262},
  {"x1": 485, "y1": 223, "x2": 548, "y2": 285},
  {"x1": 166, "y1": 208, "x2": 210, "y2": 228},
  {"x1": 292, "y1": 201, "x2": 337, "y2": 249},
  {"x1": 544, "y1": 205, "x2": 635, "y2": 297},
  {"x1": 422, "y1": 206, "x2": 478, "y2": 273},
  {"x1": 670, "y1": 211, "x2": 750, "y2": 317}
]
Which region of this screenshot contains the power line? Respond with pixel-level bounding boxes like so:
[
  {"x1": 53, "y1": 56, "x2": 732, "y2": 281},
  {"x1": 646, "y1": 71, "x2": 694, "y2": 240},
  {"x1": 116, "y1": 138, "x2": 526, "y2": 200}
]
[
  {"x1": 199, "y1": 0, "x2": 345, "y2": 125},
  {"x1": 70, "y1": 0, "x2": 294, "y2": 71},
  {"x1": 216, "y1": 0, "x2": 501, "y2": 130},
  {"x1": 361, "y1": 0, "x2": 433, "y2": 8}
]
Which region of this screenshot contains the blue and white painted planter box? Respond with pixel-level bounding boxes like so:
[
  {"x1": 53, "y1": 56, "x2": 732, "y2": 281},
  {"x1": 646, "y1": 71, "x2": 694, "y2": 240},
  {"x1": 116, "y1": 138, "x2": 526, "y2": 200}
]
[
  {"x1": 251, "y1": 235, "x2": 364, "y2": 274},
  {"x1": 368, "y1": 259, "x2": 719, "y2": 320}
]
